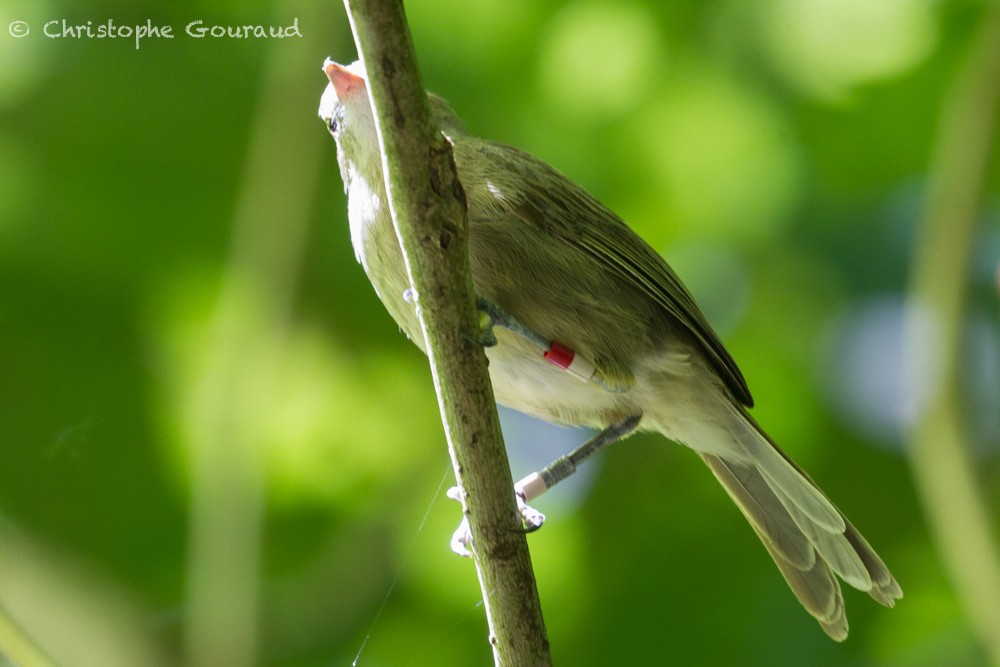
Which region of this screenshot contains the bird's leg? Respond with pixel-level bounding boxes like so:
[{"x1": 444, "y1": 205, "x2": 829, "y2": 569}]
[
  {"x1": 406, "y1": 288, "x2": 501, "y2": 346},
  {"x1": 518, "y1": 414, "x2": 643, "y2": 503},
  {"x1": 473, "y1": 297, "x2": 633, "y2": 390},
  {"x1": 475, "y1": 297, "x2": 549, "y2": 350},
  {"x1": 449, "y1": 415, "x2": 642, "y2": 556}
]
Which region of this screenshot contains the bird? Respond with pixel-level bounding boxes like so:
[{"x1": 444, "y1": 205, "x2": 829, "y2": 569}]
[{"x1": 318, "y1": 58, "x2": 901, "y2": 640}]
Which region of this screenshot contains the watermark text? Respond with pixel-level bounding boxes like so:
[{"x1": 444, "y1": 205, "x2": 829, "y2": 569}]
[{"x1": 7, "y1": 18, "x2": 302, "y2": 49}]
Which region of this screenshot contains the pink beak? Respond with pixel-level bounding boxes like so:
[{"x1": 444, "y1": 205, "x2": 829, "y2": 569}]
[{"x1": 323, "y1": 59, "x2": 365, "y2": 98}]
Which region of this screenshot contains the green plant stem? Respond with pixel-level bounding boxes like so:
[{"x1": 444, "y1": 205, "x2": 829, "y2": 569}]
[
  {"x1": 341, "y1": 1, "x2": 551, "y2": 664},
  {"x1": 907, "y1": 7, "x2": 1000, "y2": 665}
]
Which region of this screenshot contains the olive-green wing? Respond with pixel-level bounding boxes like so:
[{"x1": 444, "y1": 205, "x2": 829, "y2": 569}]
[{"x1": 483, "y1": 141, "x2": 753, "y2": 407}]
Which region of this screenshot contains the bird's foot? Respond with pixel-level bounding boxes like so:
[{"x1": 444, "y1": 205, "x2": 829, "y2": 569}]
[{"x1": 446, "y1": 485, "x2": 546, "y2": 557}]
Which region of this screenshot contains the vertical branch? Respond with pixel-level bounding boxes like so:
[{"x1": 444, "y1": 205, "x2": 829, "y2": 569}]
[
  {"x1": 906, "y1": 7, "x2": 1000, "y2": 664},
  {"x1": 341, "y1": 1, "x2": 551, "y2": 664}
]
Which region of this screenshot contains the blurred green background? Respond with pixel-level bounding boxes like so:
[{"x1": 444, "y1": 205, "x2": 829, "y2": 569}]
[{"x1": 1, "y1": 0, "x2": 999, "y2": 665}]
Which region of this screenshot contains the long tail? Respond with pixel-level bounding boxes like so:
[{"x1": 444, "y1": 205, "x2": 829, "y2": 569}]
[{"x1": 699, "y1": 407, "x2": 902, "y2": 640}]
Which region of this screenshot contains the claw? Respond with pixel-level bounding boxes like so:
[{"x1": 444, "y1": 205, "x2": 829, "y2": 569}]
[
  {"x1": 465, "y1": 330, "x2": 498, "y2": 348},
  {"x1": 458, "y1": 297, "x2": 499, "y2": 347},
  {"x1": 451, "y1": 517, "x2": 474, "y2": 557},
  {"x1": 471, "y1": 307, "x2": 498, "y2": 347},
  {"x1": 446, "y1": 484, "x2": 546, "y2": 556},
  {"x1": 517, "y1": 492, "x2": 546, "y2": 532},
  {"x1": 447, "y1": 487, "x2": 474, "y2": 556}
]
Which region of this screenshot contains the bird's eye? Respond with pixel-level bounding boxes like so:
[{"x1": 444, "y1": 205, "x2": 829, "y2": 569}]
[{"x1": 326, "y1": 116, "x2": 338, "y2": 133}]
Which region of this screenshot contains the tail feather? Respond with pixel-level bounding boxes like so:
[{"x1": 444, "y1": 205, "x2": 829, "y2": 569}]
[
  {"x1": 843, "y1": 521, "x2": 903, "y2": 605},
  {"x1": 702, "y1": 454, "x2": 847, "y2": 639},
  {"x1": 775, "y1": 487, "x2": 872, "y2": 590},
  {"x1": 703, "y1": 454, "x2": 816, "y2": 570},
  {"x1": 762, "y1": 522, "x2": 847, "y2": 640},
  {"x1": 699, "y1": 410, "x2": 902, "y2": 640},
  {"x1": 728, "y1": 411, "x2": 845, "y2": 534}
]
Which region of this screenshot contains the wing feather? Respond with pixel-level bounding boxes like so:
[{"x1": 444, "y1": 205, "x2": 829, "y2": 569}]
[{"x1": 478, "y1": 142, "x2": 753, "y2": 405}]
